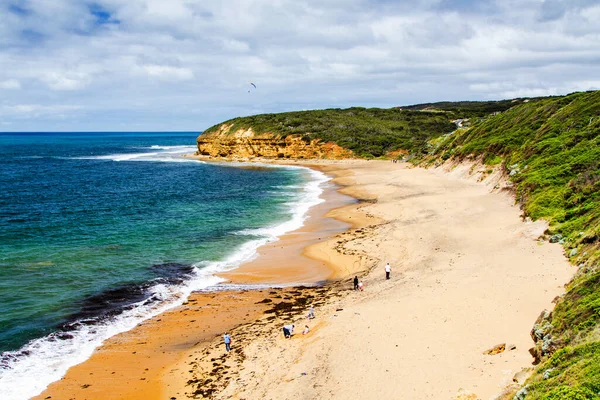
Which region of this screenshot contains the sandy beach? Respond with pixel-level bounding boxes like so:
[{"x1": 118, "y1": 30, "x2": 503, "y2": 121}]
[{"x1": 35, "y1": 159, "x2": 574, "y2": 400}]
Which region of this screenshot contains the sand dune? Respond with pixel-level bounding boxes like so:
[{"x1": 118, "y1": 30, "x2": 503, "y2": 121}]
[
  {"x1": 36, "y1": 160, "x2": 574, "y2": 400},
  {"x1": 215, "y1": 160, "x2": 573, "y2": 400}
]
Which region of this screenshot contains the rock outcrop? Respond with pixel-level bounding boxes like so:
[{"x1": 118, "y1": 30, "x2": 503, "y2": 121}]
[{"x1": 196, "y1": 124, "x2": 353, "y2": 159}]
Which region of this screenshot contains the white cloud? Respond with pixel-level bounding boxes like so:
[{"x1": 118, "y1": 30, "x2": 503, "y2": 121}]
[
  {"x1": 139, "y1": 65, "x2": 195, "y2": 81},
  {"x1": 0, "y1": 79, "x2": 21, "y2": 89},
  {"x1": 221, "y1": 39, "x2": 250, "y2": 53},
  {"x1": 0, "y1": 104, "x2": 82, "y2": 118},
  {"x1": 41, "y1": 72, "x2": 91, "y2": 91},
  {"x1": 1, "y1": 0, "x2": 599, "y2": 131}
]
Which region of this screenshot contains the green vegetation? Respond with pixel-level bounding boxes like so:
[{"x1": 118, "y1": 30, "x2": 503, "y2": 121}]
[
  {"x1": 204, "y1": 91, "x2": 600, "y2": 397},
  {"x1": 420, "y1": 90, "x2": 600, "y2": 399},
  {"x1": 400, "y1": 97, "x2": 554, "y2": 119},
  {"x1": 202, "y1": 98, "x2": 555, "y2": 158},
  {"x1": 203, "y1": 107, "x2": 457, "y2": 158},
  {"x1": 521, "y1": 342, "x2": 600, "y2": 399},
  {"x1": 423, "y1": 90, "x2": 600, "y2": 264},
  {"x1": 550, "y1": 272, "x2": 600, "y2": 341}
]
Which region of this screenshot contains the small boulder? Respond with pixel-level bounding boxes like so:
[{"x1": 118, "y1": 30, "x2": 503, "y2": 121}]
[
  {"x1": 569, "y1": 248, "x2": 578, "y2": 257},
  {"x1": 512, "y1": 367, "x2": 534, "y2": 384},
  {"x1": 452, "y1": 388, "x2": 479, "y2": 400},
  {"x1": 549, "y1": 234, "x2": 563, "y2": 243},
  {"x1": 543, "y1": 368, "x2": 554, "y2": 380},
  {"x1": 483, "y1": 343, "x2": 506, "y2": 355}
]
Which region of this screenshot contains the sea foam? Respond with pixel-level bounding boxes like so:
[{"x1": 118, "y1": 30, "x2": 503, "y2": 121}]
[
  {"x1": 74, "y1": 145, "x2": 203, "y2": 163},
  {"x1": 0, "y1": 154, "x2": 328, "y2": 399}
]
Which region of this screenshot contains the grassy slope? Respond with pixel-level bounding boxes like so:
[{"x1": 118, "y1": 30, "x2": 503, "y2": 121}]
[
  {"x1": 202, "y1": 107, "x2": 457, "y2": 158},
  {"x1": 202, "y1": 92, "x2": 600, "y2": 396},
  {"x1": 201, "y1": 98, "x2": 549, "y2": 158},
  {"x1": 400, "y1": 97, "x2": 554, "y2": 119},
  {"x1": 421, "y1": 90, "x2": 600, "y2": 399}
]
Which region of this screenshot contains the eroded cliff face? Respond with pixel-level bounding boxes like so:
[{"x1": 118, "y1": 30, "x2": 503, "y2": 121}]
[{"x1": 196, "y1": 125, "x2": 353, "y2": 159}]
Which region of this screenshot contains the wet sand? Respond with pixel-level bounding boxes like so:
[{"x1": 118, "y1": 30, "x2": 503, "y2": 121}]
[
  {"x1": 35, "y1": 159, "x2": 575, "y2": 400},
  {"x1": 33, "y1": 290, "x2": 272, "y2": 400},
  {"x1": 34, "y1": 162, "x2": 361, "y2": 400},
  {"x1": 219, "y1": 174, "x2": 355, "y2": 284}
]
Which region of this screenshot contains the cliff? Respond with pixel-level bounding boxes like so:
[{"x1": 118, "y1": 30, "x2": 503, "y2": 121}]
[
  {"x1": 197, "y1": 102, "x2": 545, "y2": 160},
  {"x1": 196, "y1": 124, "x2": 354, "y2": 159},
  {"x1": 196, "y1": 107, "x2": 461, "y2": 159}
]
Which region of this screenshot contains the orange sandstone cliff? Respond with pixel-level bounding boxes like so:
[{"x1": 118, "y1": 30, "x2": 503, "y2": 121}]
[{"x1": 196, "y1": 124, "x2": 353, "y2": 159}]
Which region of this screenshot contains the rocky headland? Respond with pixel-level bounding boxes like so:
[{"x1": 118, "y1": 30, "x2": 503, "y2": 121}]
[{"x1": 196, "y1": 124, "x2": 353, "y2": 159}]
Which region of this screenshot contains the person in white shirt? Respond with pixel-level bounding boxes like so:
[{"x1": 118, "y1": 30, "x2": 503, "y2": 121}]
[
  {"x1": 385, "y1": 263, "x2": 391, "y2": 280},
  {"x1": 283, "y1": 324, "x2": 294, "y2": 338},
  {"x1": 223, "y1": 333, "x2": 231, "y2": 352},
  {"x1": 307, "y1": 305, "x2": 315, "y2": 319}
]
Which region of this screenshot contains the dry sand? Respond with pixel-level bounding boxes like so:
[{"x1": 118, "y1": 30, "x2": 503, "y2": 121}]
[{"x1": 35, "y1": 159, "x2": 574, "y2": 400}]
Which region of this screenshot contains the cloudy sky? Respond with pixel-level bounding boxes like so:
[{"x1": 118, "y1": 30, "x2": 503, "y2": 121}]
[{"x1": 1, "y1": 0, "x2": 599, "y2": 131}]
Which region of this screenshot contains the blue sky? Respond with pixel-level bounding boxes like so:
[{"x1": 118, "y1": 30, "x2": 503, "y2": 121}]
[{"x1": 1, "y1": 0, "x2": 599, "y2": 131}]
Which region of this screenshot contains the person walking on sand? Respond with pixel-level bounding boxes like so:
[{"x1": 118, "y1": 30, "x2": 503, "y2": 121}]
[
  {"x1": 283, "y1": 324, "x2": 295, "y2": 338},
  {"x1": 223, "y1": 332, "x2": 231, "y2": 352},
  {"x1": 307, "y1": 305, "x2": 315, "y2": 319},
  {"x1": 385, "y1": 262, "x2": 391, "y2": 280},
  {"x1": 353, "y1": 276, "x2": 359, "y2": 290},
  {"x1": 358, "y1": 281, "x2": 364, "y2": 291}
]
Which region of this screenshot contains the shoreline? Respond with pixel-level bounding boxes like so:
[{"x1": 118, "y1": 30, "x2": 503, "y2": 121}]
[
  {"x1": 34, "y1": 158, "x2": 575, "y2": 400},
  {"x1": 34, "y1": 159, "x2": 366, "y2": 400}
]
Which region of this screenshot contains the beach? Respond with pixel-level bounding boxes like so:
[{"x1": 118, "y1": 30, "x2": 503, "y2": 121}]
[{"x1": 35, "y1": 159, "x2": 574, "y2": 400}]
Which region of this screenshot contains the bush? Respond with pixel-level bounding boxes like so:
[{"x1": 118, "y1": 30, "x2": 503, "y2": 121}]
[{"x1": 540, "y1": 386, "x2": 597, "y2": 400}]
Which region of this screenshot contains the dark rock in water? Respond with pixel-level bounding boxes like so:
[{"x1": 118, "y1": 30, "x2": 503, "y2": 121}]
[
  {"x1": 52, "y1": 263, "x2": 194, "y2": 337},
  {"x1": 150, "y1": 262, "x2": 195, "y2": 284},
  {"x1": 56, "y1": 332, "x2": 74, "y2": 340},
  {"x1": 60, "y1": 282, "x2": 153, "y2": 330}
]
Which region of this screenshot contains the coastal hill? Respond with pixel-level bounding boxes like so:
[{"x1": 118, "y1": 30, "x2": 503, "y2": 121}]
[
  {"x1": 196, "y1": 98, "x2": 544, "y2": 160},
  {"x1": 198, "y1": 90, "x2": 600, "y2": 398},
  {"x1": 423, "y1": 90, "x2": 600, "y2": 399},
  {"x1": 197, "y1": 107, "x2": 456, "y2": 159}
]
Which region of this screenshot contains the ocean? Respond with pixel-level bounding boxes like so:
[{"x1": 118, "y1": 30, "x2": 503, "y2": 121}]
[{"x1": 0, "y1": 132, "x2": 328, "y2": 398}]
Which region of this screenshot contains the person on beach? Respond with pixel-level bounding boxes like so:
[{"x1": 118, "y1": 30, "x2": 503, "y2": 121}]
[
  {"x1": 283, "y1": 324, "x2": 295, "y2": 338},
  {"x1": 358, "y1": 281, "x2": 364, "y2": 291},
  {"x1": 307, "y1": 305, "x2": 315, "y2": 319},
  {"x1": 303, "y1": 325, "x2": 310, "y2": 335},
  {"x1": 223, "y1": 332, "x2": 231, "y2": 352},
  {"x1": 385, "y1": 262, "x2": 391, "y2": 280},
  {"x1": 354, "y1": 276, "x2": 359, "y2": 290}
]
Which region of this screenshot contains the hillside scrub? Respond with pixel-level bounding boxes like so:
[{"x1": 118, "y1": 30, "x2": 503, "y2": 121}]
[
  {"x1": 199, "y1": 92, "x2": 600, "y2": 397},
  {"x1": 519, "y1": 341, "x2": 600, "y2": 399},
  {"x1": 202, "y1": 107, "x2": 457, "y2": 158},
  {"x1": 200, "y1": 98, "x2": 553, "y2": 158},
  {"x1": 425, "y1": 90, "x2": 600, "y2": 266},
  {"x1": 421, "y1": 90, "x2": 600, "y2": 399},
  {"x1": 400, "y1": 97, "x2": 554, "y2": 119}
]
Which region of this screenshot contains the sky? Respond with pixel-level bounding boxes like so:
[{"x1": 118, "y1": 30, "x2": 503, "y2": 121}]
[{"x1": 1, "y1": 0, "x2": 599, "y2": 131}]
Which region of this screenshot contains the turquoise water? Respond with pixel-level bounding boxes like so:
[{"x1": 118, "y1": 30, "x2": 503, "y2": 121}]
[{"x1": 0, "y1": 132, "x2": 326, "y2": 398}]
